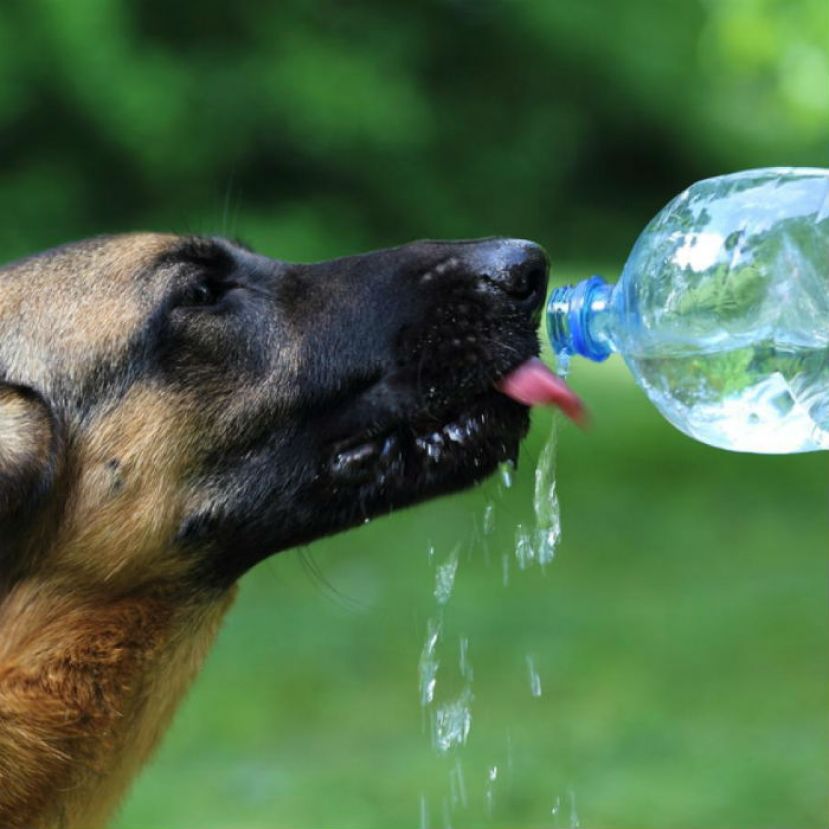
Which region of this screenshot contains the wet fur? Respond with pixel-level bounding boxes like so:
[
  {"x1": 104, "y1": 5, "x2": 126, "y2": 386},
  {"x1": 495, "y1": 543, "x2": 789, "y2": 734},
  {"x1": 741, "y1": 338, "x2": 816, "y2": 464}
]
[{"x1": 0, "y1": 233, "x2": 546, "y2": 827}]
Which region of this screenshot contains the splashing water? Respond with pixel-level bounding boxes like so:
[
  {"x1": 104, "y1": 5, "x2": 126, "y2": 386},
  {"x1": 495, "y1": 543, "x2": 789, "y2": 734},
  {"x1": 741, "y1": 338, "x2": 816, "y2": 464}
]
[
  {"x1": 449, "y1": 759, "x2": 467, "y2": 809},
  {"x1": 532, "y1": 428, "x2": 561, "y2": 567},
  {"x1": 554, "y1": 349, "x2": 572, "y2": 378},
  {"x1": 459, "y1": 637, "x2": 473, "y2": 682},
  {"x1": 419, "y1": 546, "x2": 474, "y2": 757},
  {"x1": 484, "y1": 765, "x2": 498, "y2": 817},
  {"x1": 498, "y1": 460, "x2": 514, "y2": 490},
  {"x1": 419, "y1": 617, "x2": 442, "y2": 706},
  {"x1": 551, "y1": 795, "x2": 561, "y2": 818},
  {"x1": 525, "y1": 654, "x2": 543, "y2": 698},
  {"x1": 550, "y1": 789, "x2": 580, "y2": 828},
  {"x1": 417, "y1": 416, "x2": 573, "y2": 825},
  {"x1": 434, "y1": 546, "x2": 460, "y2": 605},
  {"x1": 514, "y1": 523, "x2": 532, "y2": 570},
  {"x1": 433, "y1": 687, "x2": 473, "y2": 753},
  {"x1": 482, "y1": 503, "x2": 495, "y2": 536},
  {"x1": 510, "y1": 422, "x2": 562, "y2": 572}
]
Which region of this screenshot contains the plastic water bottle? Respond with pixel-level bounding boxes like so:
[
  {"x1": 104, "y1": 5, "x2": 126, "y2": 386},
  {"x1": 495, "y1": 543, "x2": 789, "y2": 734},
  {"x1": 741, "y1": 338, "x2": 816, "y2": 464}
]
[{"x1": 547, "y1": 167, "x2": 829, "y2": 453}]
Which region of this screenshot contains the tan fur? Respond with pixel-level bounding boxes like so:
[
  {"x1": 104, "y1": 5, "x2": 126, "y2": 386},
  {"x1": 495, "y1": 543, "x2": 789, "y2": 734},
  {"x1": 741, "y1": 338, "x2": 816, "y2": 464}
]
[
  {"x1": 0, "y1": 582, "x2": 235, "y2": 828},
  {"x1": 0, "y1": 388, "x2": 51, "y2": 475},
  {"x1": 0, "y1": 234, "x2": 177, "y2": 390},
  {"x1": 55, "y1": 387, "x2": 201, "y2": 589},
  {"x1": 0, "y1": 234, "x2": 238, "y2": 828}
]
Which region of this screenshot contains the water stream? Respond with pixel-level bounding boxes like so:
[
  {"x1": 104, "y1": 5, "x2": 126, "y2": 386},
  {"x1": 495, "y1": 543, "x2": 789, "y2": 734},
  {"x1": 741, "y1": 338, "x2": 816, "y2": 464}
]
[
  {"x1": 513, "y1": 425, "x2": 561, "y2": 572},
  {"x1": 417, "y1": 415, "x2": 575, "y2": 827}
]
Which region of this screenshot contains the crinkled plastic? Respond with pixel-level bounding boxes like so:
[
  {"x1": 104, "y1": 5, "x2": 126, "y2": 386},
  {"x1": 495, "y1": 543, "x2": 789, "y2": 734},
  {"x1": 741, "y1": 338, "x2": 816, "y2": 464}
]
[{"x1": 548, "y1": 167, "x2": 829, "y2": 453}]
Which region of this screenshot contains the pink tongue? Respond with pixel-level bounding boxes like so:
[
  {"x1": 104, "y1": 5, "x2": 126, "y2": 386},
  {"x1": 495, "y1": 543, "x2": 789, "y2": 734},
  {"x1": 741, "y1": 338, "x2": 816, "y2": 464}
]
[{"x1": 496, "y1": 357, "x2": 586, "y2": 424}]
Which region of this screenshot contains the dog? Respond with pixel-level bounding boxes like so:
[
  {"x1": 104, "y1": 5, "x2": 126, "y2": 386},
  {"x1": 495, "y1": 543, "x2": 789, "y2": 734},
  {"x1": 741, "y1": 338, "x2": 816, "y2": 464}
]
[{"x1": 0, "y1": 233, "x2": 557, "y2": 828}]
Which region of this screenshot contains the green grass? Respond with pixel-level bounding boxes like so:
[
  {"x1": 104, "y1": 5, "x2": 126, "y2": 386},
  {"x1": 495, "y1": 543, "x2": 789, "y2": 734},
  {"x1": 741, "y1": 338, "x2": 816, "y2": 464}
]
[{"x1": 115, "y1": 355, "x2": 828, "y2": 829}]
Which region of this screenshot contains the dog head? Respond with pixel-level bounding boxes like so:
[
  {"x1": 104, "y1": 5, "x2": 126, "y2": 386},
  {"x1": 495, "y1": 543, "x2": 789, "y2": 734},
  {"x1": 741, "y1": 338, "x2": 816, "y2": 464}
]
[{"x1": 0, "y1": 234, "x2": 549, "y2": 592}]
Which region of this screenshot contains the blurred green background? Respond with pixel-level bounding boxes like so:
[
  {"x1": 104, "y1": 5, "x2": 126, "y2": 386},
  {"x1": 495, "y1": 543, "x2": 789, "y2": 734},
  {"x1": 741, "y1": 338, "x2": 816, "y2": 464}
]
[{"x1": 1, "y1": 1, "x2": 826, "y2": 826}]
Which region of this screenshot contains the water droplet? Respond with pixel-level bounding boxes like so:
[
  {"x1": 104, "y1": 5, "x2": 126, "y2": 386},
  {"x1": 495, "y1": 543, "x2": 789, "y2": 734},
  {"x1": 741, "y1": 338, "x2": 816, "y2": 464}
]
[
  {"x1": 445, "y1": 423, "x2": 465, "y2": 443},
  {"x1": 418, "y1": 618, "x2": 441, "y2": 706},
  {"x1": 535, "y1": 518, "x2": 560, "y2": 568},
  {"x1": 482, "y1": 502, "x2": 495, "y2": 536},
  {"x1": 434, "y1": 546, "x2": 459, "y2": 605},
  {"x1": 484, "y1": 765, "x2": 498, "y2": 817},
  {"x1": 526, "y1": 653, "x2": 542, "y2": 697},
  {"x1": 531, "y1": 425, "x2": 561, "y2": 567},
  {"x1": 514, "y1": 523, "x2": 533, "y2": 570},
  {"x1": 458, "y1": 636, "x2": 473, "y2": 681},
  {"x1": 498, "y1": 460, "x2": 514, "y2": 489},
  {"x1": 433, "y1": 687, "x2": 472, "y2": 752}
]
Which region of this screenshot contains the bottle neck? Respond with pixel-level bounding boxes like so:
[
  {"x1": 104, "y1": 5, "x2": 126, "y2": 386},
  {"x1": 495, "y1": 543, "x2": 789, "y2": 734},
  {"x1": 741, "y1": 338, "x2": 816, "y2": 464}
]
[{"x1": 546, "y1": 276, "x2": 616, "y2": 362}]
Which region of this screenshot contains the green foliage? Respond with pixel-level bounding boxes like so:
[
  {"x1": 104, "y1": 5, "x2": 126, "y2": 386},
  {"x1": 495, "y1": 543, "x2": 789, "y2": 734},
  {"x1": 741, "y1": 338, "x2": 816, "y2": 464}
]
[{"x1": 0, "y1": 0, "x2": 824, "y2": 263}]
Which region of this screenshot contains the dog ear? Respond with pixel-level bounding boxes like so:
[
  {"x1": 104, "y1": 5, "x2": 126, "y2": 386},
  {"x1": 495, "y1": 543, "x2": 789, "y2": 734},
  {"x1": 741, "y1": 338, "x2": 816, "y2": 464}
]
[{"x1": 0, "y1": 383, "x2": 59, "y2": 523}]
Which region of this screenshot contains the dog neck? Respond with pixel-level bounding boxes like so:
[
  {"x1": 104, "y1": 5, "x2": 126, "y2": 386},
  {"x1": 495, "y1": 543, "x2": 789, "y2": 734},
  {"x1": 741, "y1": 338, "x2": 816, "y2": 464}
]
[{"x1": 0, "y1": 575, "x2": 235, "y2": 829}]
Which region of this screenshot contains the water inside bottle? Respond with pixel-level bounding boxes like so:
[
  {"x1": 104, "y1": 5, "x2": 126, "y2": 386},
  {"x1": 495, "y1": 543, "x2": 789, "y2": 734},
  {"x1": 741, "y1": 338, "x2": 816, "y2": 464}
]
[
  {"x1": 548, "y1": 169, "x2": 829, "y2": 453},
  {"x1": 629, "y1": 344, "x2": 829, "y2": 452}
]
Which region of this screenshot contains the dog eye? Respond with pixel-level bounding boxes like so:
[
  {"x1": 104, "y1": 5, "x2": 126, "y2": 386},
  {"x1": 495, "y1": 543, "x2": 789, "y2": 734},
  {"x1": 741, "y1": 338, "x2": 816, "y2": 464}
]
[{"x1": 175, "y1": 277, "x2": 232, "y2": 310}]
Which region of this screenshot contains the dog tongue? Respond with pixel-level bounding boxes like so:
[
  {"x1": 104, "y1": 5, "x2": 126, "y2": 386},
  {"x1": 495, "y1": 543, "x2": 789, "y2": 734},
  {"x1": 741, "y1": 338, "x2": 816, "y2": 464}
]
[{"x1": 496, "y1": 357, "x2": 585, "y2": 423}]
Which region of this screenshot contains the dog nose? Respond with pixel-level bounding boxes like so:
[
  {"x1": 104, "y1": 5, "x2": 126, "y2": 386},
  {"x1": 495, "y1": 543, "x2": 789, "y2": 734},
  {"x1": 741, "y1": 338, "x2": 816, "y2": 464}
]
[{"x1": 468, "y1": 239, "x2": 549, "y2": 313}]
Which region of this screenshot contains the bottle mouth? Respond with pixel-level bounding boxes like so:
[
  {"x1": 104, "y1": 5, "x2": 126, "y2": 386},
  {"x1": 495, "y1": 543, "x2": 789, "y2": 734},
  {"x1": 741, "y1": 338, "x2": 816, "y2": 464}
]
[{"x1": 546, "y1": 276, "x2": 613, "y2": 363}]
